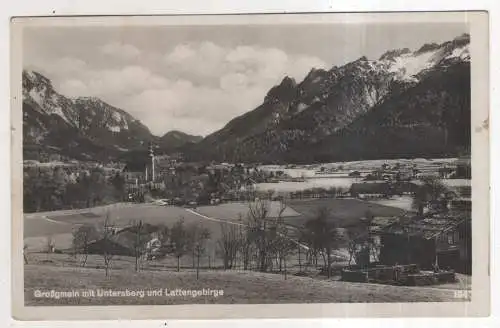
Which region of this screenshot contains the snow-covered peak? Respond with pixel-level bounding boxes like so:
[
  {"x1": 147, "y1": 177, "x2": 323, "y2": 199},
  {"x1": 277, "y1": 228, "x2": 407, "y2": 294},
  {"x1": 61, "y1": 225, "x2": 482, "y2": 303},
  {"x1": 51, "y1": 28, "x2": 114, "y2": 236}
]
[
  {"x1": 384, "y1": 50, "x2": 438, "y2": 82},
  {"x1": 22, "y1": 70, "x2": 73, "y2": 124},
  {"x1": 446, "y1": 45, "x2": 470, "y2": 61},
  {"x1": 378, "y1": 36, "x2": 470, "y2": 83},
  {"x1": 379, "y1": 48, "x2": 412, "y2": 61},
  {"x1": 74, "y1": 96, "x2": 107, "y2": 105},
  {"x1": 24, "y1": 70, "x2": 38, "y2": 81},
  {"x1": 22, "y1": 70, "x2": 137, "y2": 132}
]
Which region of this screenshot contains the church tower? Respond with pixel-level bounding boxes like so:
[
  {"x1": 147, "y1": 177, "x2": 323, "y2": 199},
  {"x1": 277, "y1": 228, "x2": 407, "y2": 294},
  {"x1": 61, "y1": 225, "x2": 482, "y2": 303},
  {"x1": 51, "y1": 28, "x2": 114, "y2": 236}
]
[{"x1": 149, "y1": 143, "x2": 155, "y2": 181}]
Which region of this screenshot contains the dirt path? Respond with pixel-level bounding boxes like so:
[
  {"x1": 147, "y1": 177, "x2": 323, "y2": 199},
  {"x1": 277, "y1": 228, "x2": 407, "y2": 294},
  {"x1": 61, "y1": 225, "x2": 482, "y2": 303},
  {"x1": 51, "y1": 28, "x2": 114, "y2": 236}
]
[
  {"x1": 186, "y1": 208, "x2": 312, "y2": 251},
  {"x1": 185, "y1": 208, "x2": 246, "y2": 227}
]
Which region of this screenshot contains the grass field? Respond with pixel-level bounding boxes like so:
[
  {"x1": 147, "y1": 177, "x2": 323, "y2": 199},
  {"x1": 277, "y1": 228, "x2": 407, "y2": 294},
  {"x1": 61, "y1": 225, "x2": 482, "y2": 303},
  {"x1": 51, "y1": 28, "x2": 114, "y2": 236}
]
[
  {"x1": 365, "y1": 196, "x2": 414, "y2": 211},
  {"x1": 24, "y1": 258, "x2": 463, "y2": 306},
  {"x1": 285, "y1": 198, "x2": 406, "y2": 228},
  {"x1": 23, "y1": 195, "x2": 470, "y2": 306},
  {"x1": 23, "y1": 201, "x2": 302, "y2": 252},
  {"x1": 23, "y1": 198, "x2": 406, "y2": 255},
  {"x1": 195, "y1": 201, "x2": 301, "y2": 221}
]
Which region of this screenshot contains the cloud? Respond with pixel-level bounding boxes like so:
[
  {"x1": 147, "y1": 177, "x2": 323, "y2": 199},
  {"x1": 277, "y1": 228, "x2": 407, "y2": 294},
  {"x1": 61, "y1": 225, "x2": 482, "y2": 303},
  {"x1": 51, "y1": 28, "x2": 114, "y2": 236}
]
[
  {"x1": 116, "y1": 81, "x2": 269, "y2": 136},
  {"x1": 59, "y1": 79, "x2": 88, "y2": 97},
  {"x1": 162, "y1": 42, "x2": 327, "y2": 87},
  {"x1": 59, "y1": 65, "x2": 169, "y2": 98},
  {"x1": 100, "y1": 42, "x2": 141, "y2": 60},
  {"x1": 27, "y1": 41, "x2": 328, "y2": 136},
  {"x1": 25, "y1": 57, "x2": 88, "y2": 80}
]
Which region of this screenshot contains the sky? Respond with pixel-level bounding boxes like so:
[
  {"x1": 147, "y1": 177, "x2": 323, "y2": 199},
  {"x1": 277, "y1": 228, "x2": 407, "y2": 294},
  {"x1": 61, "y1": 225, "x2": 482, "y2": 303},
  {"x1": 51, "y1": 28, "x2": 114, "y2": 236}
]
[{"x1": 23, "y1": 22, "x2": 468, "y2": 137}]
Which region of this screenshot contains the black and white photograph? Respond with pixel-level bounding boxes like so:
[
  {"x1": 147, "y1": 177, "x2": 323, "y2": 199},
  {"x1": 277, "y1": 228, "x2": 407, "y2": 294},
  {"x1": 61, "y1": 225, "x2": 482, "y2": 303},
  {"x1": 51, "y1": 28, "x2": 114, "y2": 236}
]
[{"x1": 10, "y1": 12, "x2": 490, "y2": 319}]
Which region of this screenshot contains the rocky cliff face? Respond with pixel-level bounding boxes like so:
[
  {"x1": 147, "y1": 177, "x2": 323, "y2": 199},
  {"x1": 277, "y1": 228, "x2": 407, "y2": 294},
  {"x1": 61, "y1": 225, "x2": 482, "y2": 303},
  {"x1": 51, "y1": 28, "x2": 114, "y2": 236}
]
[{"x1": 185, "y1": 34, "x2": 471, "y2": 163}]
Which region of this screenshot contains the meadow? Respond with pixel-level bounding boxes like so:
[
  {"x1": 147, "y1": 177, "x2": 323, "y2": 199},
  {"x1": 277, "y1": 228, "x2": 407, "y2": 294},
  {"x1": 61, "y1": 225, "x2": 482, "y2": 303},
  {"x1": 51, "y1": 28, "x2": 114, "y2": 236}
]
[
  {"x1": 24, "y1": 253, "x2": 464, "y2": 306},
  {"x1": 23, "y1": 201, "x2": 302, "y2": 252},
  {"x1": 22, "y1": 198, "x2": 471, "y2": 306}
]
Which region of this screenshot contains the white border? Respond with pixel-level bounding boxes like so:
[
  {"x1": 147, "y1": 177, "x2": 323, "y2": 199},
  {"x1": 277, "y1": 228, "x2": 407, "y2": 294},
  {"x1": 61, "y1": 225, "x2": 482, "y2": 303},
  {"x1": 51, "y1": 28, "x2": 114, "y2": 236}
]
[{"x1": 1, "y1": 1, "x2": 499, "y2": 328}]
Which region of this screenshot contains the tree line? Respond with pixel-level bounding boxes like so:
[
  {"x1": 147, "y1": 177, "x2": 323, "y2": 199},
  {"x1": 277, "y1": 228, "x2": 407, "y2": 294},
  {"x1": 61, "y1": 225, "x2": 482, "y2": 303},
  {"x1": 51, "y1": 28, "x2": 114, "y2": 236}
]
[
  {"x1": 23, "y1": 166, "x2": 126, "y2": 213},
  {"x1": 66, "y1": 198, "x2": 370, "y2": 280}
]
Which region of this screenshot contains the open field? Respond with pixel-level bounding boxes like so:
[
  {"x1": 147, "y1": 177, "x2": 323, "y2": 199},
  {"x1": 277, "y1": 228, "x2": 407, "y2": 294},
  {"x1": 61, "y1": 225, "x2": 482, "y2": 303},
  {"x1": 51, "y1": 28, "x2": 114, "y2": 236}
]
[
  {"x1": 23, "y1": 198, "x2": 407, "y2": 252},
  {"x1": 195, "y1": 202, "x2": 301, "y2": 220},
  {"x1": 24, "y1": 201, "x2": 301, "y2": 252},
  {"x1": 255, "y1": 178, "x2": 358, "y2": 192},
  {"x1": 285, "y1": 198, "x2": 406, "y2": 228},
  {"x1": 23, "y1": 198, "x2": 471, "y2": 305},
  {"x1": 365, "y1": 196, "x2": 414, "y2": 211},
  {"x1": 24, "y1": 259, "x2": 464, "y2": 306}
]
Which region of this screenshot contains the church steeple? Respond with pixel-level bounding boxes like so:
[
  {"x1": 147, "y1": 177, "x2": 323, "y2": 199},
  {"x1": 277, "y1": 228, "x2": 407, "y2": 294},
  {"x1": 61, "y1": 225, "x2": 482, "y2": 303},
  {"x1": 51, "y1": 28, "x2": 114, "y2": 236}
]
[{"x1": 149, "y1": 142, "x2": 155, "y2": 181}]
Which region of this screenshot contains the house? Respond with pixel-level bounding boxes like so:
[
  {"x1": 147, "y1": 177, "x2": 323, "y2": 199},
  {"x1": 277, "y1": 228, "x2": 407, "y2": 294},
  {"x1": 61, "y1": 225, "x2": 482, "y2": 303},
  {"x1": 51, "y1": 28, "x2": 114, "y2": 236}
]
[
  {"x1": 396, "y1": 169, "x2": 413, "y2": 181},
  {"x1": 349, "y1": 183, "x2": 391, "y2": 199},
  {"x1": 391, "y1": 181, "x2": 419, "y2": 195},
  {"x1": 375, "y1": 213, "x2": 471, "y2": 273},
  {"x1": 87, "y1": 223, "x2": 163, "y2": 257},
  {"x1": 87, "y1": 236, "x2": 135, "y2": 257},
  {"x1": 122, "y1": 162, "x2": 147, "y2": 181}
]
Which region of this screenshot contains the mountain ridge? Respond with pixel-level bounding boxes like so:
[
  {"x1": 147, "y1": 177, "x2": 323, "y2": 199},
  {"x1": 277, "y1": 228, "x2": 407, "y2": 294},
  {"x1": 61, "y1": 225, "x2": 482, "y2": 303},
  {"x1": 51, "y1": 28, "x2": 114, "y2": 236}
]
[
  {"x1": 22, "y1": 33, "x2": 471, "y2": 164},
  {"x1": 22, "y1": 70, "x2": 201, "y2": 161},
  {"x1": 182, "y1": 33, "x2": 471, "y2": 163}
]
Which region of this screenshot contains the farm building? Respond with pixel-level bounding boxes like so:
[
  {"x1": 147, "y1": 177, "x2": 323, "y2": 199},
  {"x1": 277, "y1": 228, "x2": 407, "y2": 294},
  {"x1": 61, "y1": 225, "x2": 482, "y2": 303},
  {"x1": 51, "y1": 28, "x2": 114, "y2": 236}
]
[
  {"x1": 122, "y1": 161, "x2": 147, "y2": 182},
  {"x1": 349, "y1": 183, "x2": 391, "y2": 199},
  {"x1": 375, "y1": 212, "x2": 471, "y2": 274},
  {"x1": 349, "y1": 182, "x2": 419, "y2": 199},
  {"x1": 86, "y1": 223, "x2": 164, "y2": 257}
]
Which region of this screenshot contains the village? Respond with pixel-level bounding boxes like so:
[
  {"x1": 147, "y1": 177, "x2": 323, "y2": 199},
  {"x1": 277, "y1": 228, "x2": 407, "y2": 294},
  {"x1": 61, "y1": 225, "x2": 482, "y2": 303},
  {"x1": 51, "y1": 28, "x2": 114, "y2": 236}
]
[{"x1": 23, "y1": 144, "x2": 472, "y2": 304}]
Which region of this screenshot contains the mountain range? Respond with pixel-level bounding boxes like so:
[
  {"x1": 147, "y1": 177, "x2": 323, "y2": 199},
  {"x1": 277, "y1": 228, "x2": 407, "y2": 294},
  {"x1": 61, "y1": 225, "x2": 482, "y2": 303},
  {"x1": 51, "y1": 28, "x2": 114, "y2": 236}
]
[
  {"x1": 22, "y1": 33, "x2": 471, "y2": 164},
  {"x1": 22, "y1": 71, "x2": 200, "y2": 161},
  {"x1": 184, "y1": 33, "x2": 471, "y2": 163}
]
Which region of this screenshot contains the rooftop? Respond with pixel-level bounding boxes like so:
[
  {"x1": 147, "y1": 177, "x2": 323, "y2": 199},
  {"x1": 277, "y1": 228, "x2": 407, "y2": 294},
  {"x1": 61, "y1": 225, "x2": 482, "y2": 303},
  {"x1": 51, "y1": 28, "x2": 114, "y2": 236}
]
[{"x1": 378, "y1": 212, "x2": 471, "y2": 239}]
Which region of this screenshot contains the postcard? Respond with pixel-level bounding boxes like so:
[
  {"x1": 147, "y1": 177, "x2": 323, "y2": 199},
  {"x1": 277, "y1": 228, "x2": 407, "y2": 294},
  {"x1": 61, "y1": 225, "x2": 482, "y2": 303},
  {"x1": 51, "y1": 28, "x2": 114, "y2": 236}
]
[{"x1": 10, "y1": 11, "x2": 490, "y2": 320}]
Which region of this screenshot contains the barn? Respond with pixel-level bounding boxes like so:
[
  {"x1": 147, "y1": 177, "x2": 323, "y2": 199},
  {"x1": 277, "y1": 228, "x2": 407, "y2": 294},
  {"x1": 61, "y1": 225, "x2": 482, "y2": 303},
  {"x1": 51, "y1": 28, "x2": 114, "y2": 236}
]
[{"x1": 376, "y1": 212, "x2": 471, "y2": 273}]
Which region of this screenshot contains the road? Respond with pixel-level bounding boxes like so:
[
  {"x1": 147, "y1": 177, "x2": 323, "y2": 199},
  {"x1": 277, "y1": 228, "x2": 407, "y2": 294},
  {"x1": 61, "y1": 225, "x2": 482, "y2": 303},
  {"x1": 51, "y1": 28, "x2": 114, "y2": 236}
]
[
  {"x1": 185, "y1": 208, "x2": 357, "y2": 260},
  {"x1": 186, "y1": 208, "x2": 311, "y2": 251}
]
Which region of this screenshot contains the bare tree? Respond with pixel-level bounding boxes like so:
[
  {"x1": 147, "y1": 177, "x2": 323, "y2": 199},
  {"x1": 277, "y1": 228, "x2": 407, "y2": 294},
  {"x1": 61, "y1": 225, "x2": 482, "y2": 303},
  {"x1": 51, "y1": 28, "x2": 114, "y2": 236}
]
[
  {"x1": 100, "y1": 211, "x2": 116, "y2": 278},
  {"x1": 301, "y1": 225, "x2": 320, "y2": 269},
  {"x1": 302, "y1": 206, "x2": 340, "y2": 278},
  {"x1": 246, "y1": 199, "x2": 277, "y2": 272},
  {"x1": 238, "y1": 223, "x2": 253, "y2": 271},
  {"x1": 72, "y1": 224, "x2": 98, "y2": 267},
  {"x1": 274, "y1": 200, "x2": 295, "y2": 279},
  {"x1": 276, "y1": 228, "x2": 295, "y2": 279},
  {"x1": 217, "y1": 222, "x2": 240, "y2": 270},
  {"x1": 186, "y1": 223, "x2": 199, "y2": 269},
  {"x1": 45, "y1": 235, "x2": 55, "y2": 260},
  {"x1": 190, "y1": 224, "x2": 211, "y2": 280},
  {"x1": 170, "y1": 218, "x2": 189, "y2": 272},
  {"x1": 345, "y1": 210, "x2": 375, "y2": 268},
  {"x1": 131, "y1": 220, "x2": 149, "y2": 272}
]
